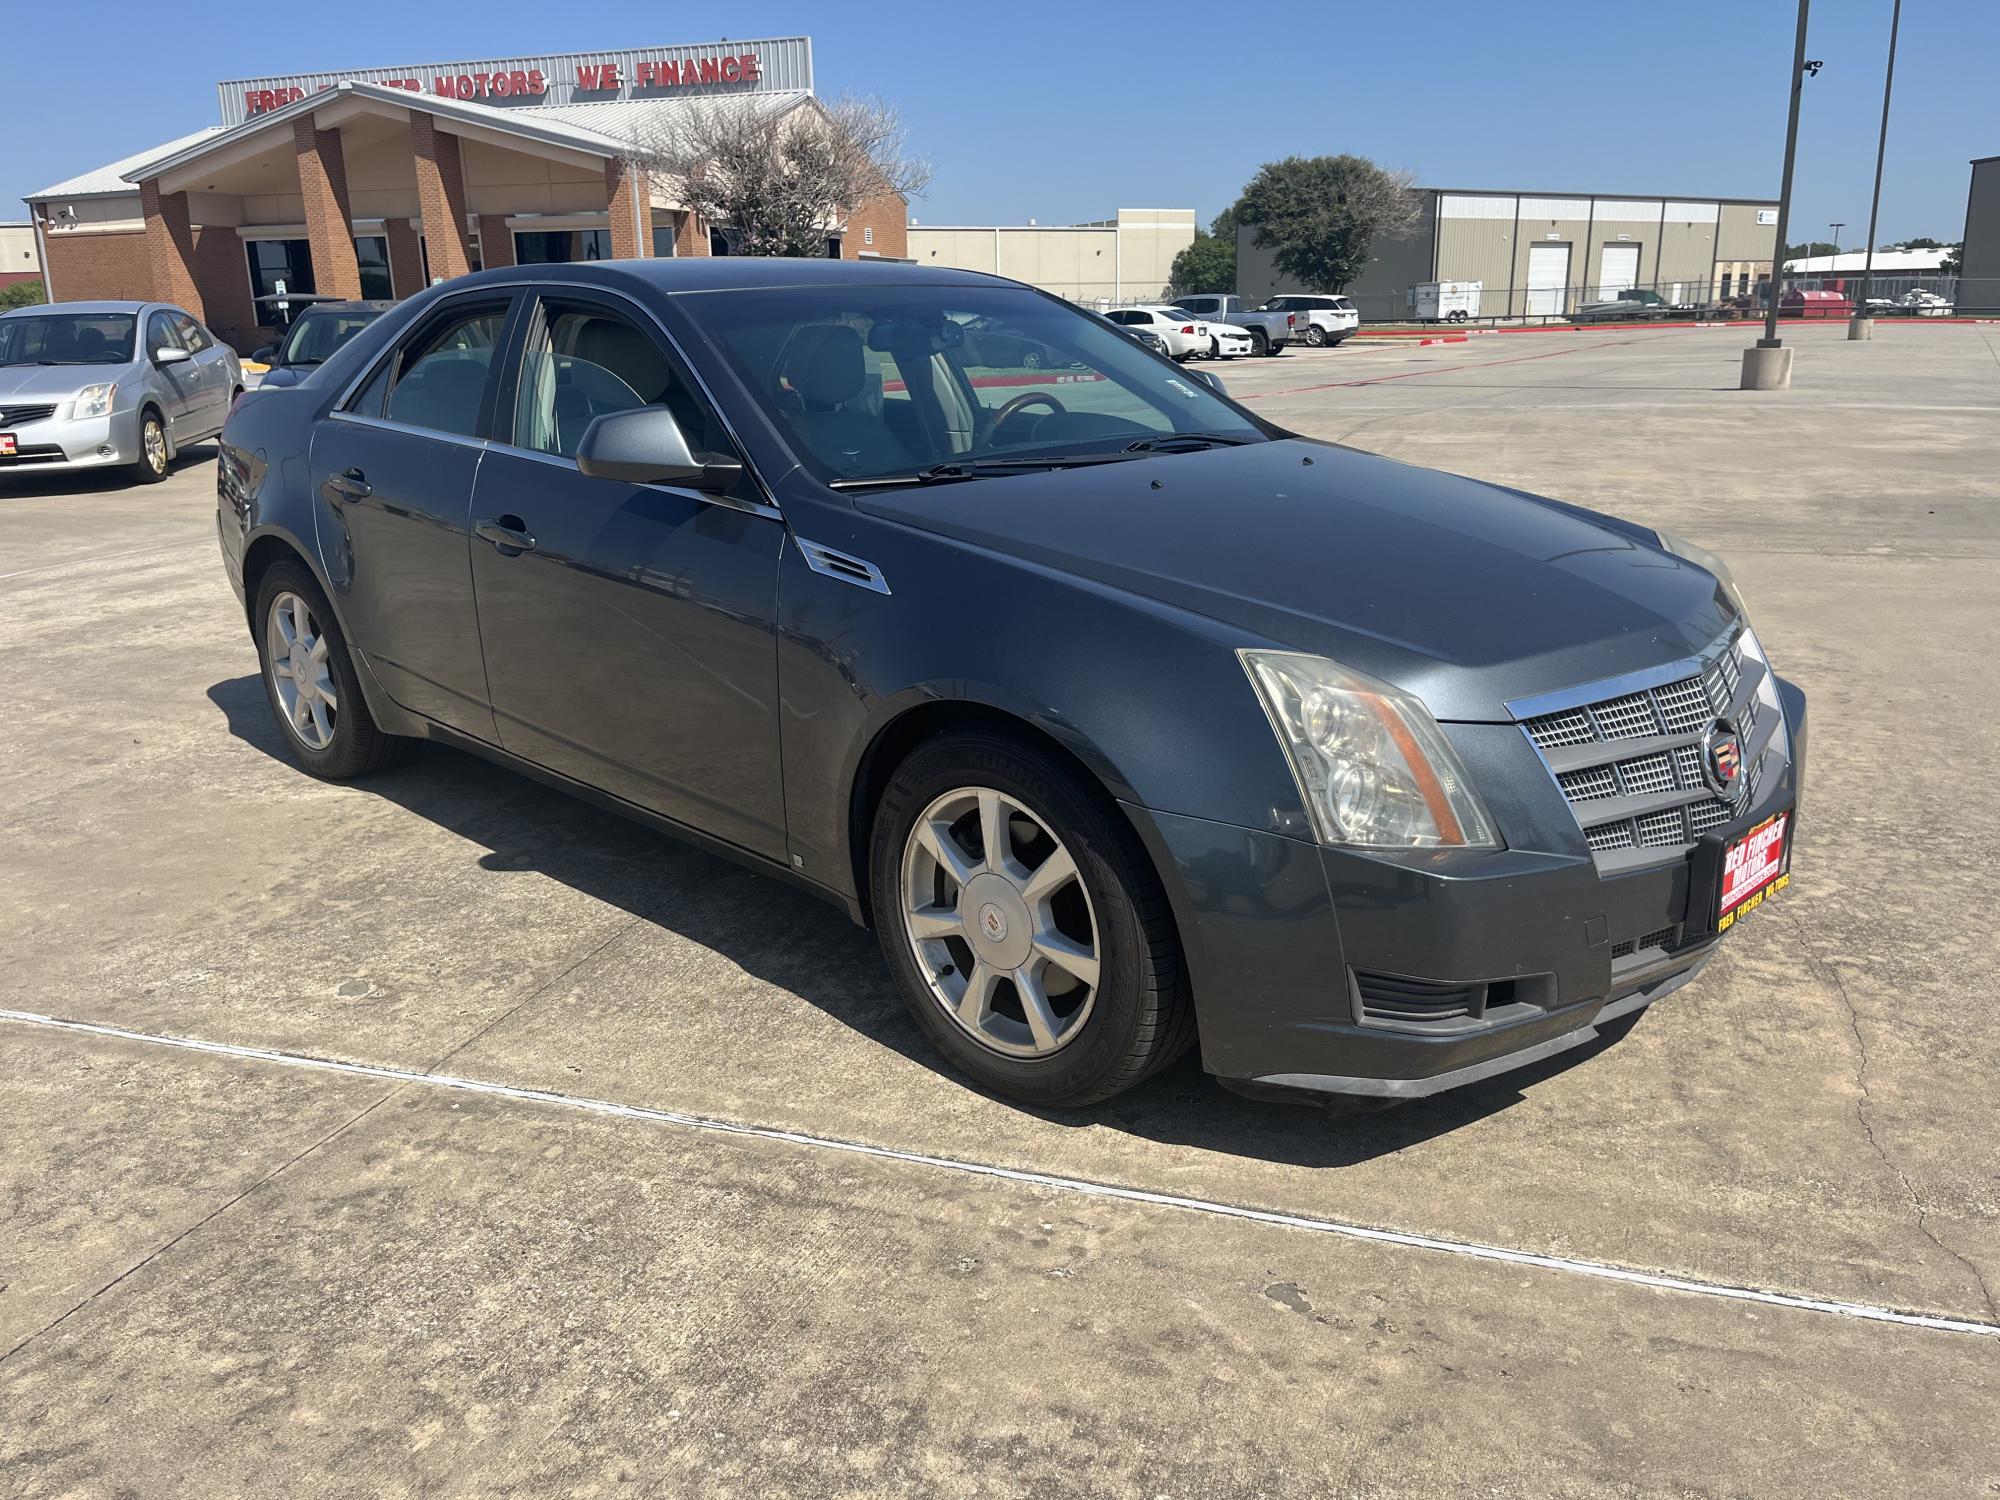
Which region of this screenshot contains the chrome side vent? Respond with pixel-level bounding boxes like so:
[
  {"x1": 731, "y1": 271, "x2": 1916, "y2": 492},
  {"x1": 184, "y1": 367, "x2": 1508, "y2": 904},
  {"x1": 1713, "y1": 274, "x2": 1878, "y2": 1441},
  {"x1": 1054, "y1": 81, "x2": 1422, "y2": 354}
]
[{"x1": 795, "y1": 537, "x2": 890, "y2": 595}]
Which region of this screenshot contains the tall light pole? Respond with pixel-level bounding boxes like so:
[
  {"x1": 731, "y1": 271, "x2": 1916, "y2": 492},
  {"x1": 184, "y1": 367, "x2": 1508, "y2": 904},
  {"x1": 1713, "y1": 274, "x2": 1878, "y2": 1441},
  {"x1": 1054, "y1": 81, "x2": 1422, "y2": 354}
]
[
  {"x1": 1851, "y1": 0, "x2": 1903, "y2": 340},
  {"x1": 1743, "y1": 0, "x2": 1816, "y2": 389},
  {"x1": 1829, "y1": 221, "x2": 1846, "y2": 249}
]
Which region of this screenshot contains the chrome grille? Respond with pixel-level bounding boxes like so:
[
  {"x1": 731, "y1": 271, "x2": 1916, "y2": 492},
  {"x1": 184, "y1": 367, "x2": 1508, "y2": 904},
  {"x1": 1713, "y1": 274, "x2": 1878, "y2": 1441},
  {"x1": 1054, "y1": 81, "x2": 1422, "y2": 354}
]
[{"x1": 1518, "y1": 631, "x2": 1781, "y2": 859}]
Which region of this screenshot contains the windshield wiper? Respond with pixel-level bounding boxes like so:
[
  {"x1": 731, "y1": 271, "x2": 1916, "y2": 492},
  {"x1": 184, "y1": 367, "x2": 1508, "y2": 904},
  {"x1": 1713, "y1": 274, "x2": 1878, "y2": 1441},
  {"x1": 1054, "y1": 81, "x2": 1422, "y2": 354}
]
[
  {"x1": 1123, "y1": 432, "x2": 1258, "y2": 454},
  {"x1": 828, "y1": 452, "x2": 1137, "y2": 489}
]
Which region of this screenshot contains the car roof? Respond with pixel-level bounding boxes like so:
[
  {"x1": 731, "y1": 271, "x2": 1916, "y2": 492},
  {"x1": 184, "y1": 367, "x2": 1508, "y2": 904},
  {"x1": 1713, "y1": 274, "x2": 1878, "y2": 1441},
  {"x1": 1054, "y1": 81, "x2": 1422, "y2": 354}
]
[
  {"x1": 0, "y1": 299, "x2": 157, "y2": 317},
  {"x1": 440, "y1": 257, "x2": 1006, "y2": 296}
]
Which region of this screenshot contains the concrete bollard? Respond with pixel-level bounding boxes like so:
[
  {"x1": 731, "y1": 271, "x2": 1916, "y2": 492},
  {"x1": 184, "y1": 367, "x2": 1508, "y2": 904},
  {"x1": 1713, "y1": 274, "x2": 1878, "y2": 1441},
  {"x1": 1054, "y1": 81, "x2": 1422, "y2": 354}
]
[
  {"x1": 1848, "y1": 316, "x2": 1874, "y2": 341},
  {"x1": 1740, "y1": 343, "x2": 1794, "y2": 390}
]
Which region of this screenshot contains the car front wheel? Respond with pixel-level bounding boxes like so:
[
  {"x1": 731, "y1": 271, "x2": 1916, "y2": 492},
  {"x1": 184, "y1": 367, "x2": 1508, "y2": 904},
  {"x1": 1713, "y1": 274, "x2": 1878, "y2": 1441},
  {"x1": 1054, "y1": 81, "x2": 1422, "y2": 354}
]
[
  {"x1": 870, "y1": 730, "x2": 1193, "y2": 1108},
  {"x1": 132, "y1": 409, "x2": 169, "y2": 484},
  {"x1": 253, "y1": 559, "x2": 409, "y2": 779}
]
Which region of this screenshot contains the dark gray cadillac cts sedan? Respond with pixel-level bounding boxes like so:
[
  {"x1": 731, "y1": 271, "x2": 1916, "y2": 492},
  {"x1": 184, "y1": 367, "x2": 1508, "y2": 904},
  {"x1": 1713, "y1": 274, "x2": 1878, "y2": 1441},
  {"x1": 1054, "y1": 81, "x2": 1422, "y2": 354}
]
[{"x1": 216, "y1": 259, "x2": 1806, "y2": 1110}]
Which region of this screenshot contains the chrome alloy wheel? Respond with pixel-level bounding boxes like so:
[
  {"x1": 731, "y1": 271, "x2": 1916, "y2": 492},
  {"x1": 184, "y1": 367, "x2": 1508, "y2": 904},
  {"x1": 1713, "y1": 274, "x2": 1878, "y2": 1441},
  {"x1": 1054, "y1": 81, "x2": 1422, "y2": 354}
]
[
  {"x1": 142, "y1": 417, "x2": 167, "y2": 475},
  {"x1": 266, "y1": 591, "x2": 339, "y2": 750},
  {"x1": 901, "y1": 786, "x2": 1101, "y2": 1058}
]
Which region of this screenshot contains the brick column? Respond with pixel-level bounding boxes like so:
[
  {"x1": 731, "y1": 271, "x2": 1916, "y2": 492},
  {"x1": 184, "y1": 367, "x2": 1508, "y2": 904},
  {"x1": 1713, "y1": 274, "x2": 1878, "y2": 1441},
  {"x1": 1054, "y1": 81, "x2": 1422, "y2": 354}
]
[
  {"x1": 672, "y1": 211, "x2": 710, "y2": 257},
  {"x1": 606, "y1": 159, "x2": 650, "y2": 260},
  {"x1": 478, "y1": 215, "x2": 515, "y2": 269},
  {"x1": 409, "y1": 111, "x2": 473, "y2": 282},
  {"x1": 294, "y1": 119, "x2": 363, "y2": 298},
  {"x1": 139, "y1": 180, "x2": 203, "y2": 315},
  {"x1": 386, "y1": 218, "x2": 423, "y2": 298}
]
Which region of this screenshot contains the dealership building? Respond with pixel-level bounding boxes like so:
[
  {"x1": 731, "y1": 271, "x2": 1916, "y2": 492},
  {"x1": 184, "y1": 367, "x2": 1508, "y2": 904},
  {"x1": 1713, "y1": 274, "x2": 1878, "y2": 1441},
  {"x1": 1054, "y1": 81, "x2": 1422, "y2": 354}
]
[
  {"x1": 22, "y1": 37, "x2": 910, "y2": 349},
  {"x1": 1240, "y1": 187, "x2": 1780, "y2": 320}
]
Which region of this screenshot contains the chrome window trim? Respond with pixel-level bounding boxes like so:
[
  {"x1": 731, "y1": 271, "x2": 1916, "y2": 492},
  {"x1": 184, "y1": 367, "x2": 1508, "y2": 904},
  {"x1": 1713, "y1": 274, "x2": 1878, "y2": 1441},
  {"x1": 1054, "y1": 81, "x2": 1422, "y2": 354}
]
[
  {"x1": 1504, "y1": 623, "x2": 1741, "y2": 723},
  {"x1": 324, "y1": 409, "x2": 493, "y2": 453}
]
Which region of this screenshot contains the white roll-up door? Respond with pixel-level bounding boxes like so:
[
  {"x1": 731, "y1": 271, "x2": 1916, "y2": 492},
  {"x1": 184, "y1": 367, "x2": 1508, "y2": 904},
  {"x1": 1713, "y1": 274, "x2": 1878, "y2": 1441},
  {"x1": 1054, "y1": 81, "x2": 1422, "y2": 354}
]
[
  {"x1": 1598, "y1": 243, "x2": 1640, "y2": 300},
  {"x1": 1527, "y1": 244, "x2": 1571, "y2": 315}
]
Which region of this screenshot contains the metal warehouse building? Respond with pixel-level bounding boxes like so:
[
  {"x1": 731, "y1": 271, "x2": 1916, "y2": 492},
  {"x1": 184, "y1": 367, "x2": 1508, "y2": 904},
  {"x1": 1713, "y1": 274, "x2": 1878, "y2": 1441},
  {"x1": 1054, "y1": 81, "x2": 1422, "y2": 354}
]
[
  {"x1": 1959, "y1": 154, "x2": 2000, "y2": 314},
  {"x1": 906, "y1": 210, "x2": 1196, "y2": 304},
  {"x1": 1240, "y1": 187, "x2": 1779, "y2": 321}
]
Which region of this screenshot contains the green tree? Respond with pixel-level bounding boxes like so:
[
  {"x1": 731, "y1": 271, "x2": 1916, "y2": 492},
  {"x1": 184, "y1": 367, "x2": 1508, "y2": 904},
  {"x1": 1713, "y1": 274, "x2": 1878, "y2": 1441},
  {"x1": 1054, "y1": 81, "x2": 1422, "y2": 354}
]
[
  {"x1": 1895, "y1": 236, "x2": 1945, "y2": 250},
  {"x1": 0, "y1": 279, "x2": 46, "y2": 311},
  {"x1": 1784, "y1": 241, "x2": 1842, "y2": 259},
  {"x1": 1235, "y1": 155, "x2": 1419, "y2": 293},
  {"x1": 1168, "y1": 205, "x2": 1243, "y2": 294},
  {"x1": 1940, "y1": 242, "x2": 1963, "y2": 277}
]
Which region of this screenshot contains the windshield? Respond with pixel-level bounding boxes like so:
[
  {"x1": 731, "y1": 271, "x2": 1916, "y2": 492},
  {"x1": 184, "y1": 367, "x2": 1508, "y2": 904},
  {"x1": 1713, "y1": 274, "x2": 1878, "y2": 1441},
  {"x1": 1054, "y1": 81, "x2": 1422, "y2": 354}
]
[
  {"x1": 682, "y1": 284, "x2": 1264, "y2": 485},
  {"x1": 0, "y1": 312, "x2": 137, "y2": 366},
  {"x1": 278, "y1": 308, "x2": 384, "y2": 366}
]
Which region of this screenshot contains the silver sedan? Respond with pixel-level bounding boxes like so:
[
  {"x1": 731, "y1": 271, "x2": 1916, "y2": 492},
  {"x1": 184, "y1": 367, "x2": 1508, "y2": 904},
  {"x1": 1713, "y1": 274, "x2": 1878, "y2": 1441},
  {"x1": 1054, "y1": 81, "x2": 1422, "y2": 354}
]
[{"x1": 0, "y1": 300, "x2": 242, "y2": 483}]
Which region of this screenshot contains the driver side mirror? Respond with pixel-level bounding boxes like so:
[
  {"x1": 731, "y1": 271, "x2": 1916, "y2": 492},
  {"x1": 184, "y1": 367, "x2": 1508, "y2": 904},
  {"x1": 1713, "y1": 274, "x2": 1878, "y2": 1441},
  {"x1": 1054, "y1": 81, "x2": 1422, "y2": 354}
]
[
  {"x1": 575, "y1": 405, "x2": 744, "y2": 493},
  {"x1": 251, "y1": 346, "x2": 276, "y2": 364},
  {"x1": 154, "y1": 345, "x2": 193, "y2": 366},
  {"x1": 1185, "y1": 367, "x2": 1224, "y2": 393}
]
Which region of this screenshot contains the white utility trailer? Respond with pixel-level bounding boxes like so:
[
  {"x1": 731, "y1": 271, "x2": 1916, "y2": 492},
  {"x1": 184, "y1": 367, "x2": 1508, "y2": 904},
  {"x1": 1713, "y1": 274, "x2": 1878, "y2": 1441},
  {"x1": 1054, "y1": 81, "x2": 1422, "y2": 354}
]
[{"x1": 1410, "y1": 281, "x2": 1483, "y2": 322}]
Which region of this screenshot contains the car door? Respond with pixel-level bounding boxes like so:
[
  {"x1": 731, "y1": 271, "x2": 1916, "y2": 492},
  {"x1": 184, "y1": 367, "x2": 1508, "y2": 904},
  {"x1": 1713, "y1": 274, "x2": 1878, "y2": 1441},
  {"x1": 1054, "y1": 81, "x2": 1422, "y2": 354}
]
[
  {"x1": 466, "y1": 285, "x2": 788, "y2": 860},
  {"x1": 168, "y1": 310, "x2": 228, "y2": 432},
  {"x1": 142, "y1": 310, "x2": 200, "y2": 441},
  {"x1": 309, "y1": 291, "x2": 515, "y2": 739}
]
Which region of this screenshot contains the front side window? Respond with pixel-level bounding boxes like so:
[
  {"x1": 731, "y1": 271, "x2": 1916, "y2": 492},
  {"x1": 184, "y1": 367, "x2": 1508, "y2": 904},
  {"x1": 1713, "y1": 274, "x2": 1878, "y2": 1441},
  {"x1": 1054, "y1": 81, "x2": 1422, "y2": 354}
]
[
  {"x1": 682, "y1": 284, "x2": 1264, "y2": 485},
  {"x1": 357, "y1": 305, "x2": 507, "y2": 437},
  {"x1": 169, "y1": 312, "x2": 211, "y2": 351},
  {"x1": 146, "y1": 313, "x2": 181, "y2": 360},
  {"x1": 0, "y1": 312, "x2": 136, "y2": 365},
  {"x1": 511, "y1": 300, "x2": 746, "y2": 495}
]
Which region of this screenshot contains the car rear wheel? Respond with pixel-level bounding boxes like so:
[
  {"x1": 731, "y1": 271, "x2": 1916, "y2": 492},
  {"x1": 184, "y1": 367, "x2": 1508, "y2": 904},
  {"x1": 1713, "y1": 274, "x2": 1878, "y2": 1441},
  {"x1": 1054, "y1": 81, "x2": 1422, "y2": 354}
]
[
  {"x1": 253, "y1": 559, "x2": 409, "y2": 780},
  {"x1": 132, "y1": 409, "x2": 168, "y2": 484},
  {"x1": 1303, "y1": 325, "x2": 1327, "y2": 347},
  {"x1": 870, "y1": 730, "x2": 1193, "y2": 1108},
  {"x1": 1250, "y1": 329, "x2": 1269, "y2": 356}
]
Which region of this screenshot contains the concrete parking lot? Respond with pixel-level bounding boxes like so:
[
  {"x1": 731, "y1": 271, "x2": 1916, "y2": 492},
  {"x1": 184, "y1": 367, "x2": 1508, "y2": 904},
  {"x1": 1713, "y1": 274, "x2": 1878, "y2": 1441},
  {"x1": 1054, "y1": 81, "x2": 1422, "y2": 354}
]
[{"x1": 3, "y1": 321, "x2": 1997, "y2": 1497}]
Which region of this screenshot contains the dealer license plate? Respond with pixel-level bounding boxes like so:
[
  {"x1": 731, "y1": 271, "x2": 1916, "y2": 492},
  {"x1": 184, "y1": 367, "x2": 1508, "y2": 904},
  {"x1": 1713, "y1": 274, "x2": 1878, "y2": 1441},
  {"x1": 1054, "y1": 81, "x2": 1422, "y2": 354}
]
[
  {"x1": 1716, "y1": 811, "x2": 1792, "y2": 932},
  {"x1": 0, "y1": 434, "x2": 16, "y2": 457}
]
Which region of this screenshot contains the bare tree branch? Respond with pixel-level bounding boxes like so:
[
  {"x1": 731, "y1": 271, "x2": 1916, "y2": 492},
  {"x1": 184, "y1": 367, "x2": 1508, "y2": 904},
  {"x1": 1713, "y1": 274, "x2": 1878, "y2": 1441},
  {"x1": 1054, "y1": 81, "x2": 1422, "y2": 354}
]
[{"x1": 626, "y1": 93, "x2": 930, "y2": 258}]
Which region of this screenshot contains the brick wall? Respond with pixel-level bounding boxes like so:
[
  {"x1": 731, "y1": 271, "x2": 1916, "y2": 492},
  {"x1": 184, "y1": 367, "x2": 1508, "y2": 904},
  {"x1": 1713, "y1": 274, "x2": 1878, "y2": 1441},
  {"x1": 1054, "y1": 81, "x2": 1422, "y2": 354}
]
[
  {"x1": 409, "y1": 112, "x2": 474, "y2": 280},
  {"x1": 42, "y1": 230, "x2": 153, "y2": 305},
  {"x1": 295, "y1": 121, "x2": 363, "y2": 299},
  {"x1": 842, "y1": 186, "x2": 909, "y2": 261},
  {"x1": 193, "y1": 227, "x2": 259, "y2": 351},
  {"x1": 387, "y1": 218, "x2": 423, "y2": 297},
  {"x1": 605, "y1": 160, "x2": 650, "y2": 261},
  {"x1": 478, "y1": 215, "x2": 515, "y2": 270}
]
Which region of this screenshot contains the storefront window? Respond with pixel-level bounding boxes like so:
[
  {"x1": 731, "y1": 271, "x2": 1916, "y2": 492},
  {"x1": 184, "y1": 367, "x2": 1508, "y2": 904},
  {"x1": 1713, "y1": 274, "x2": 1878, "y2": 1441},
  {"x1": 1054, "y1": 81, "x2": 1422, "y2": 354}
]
[
  {"x1": 354, "y1": 236, "x2": 392, "y2": 299},
  {"x1": 514, "y1": 229, "x2": 613, "y2": 264},
  {"x1": 651, "y1": 225, "x2": 677, "y2": 258},
  {"x1": 246, "y1": 239, "x2": 316, "y2": 316}
]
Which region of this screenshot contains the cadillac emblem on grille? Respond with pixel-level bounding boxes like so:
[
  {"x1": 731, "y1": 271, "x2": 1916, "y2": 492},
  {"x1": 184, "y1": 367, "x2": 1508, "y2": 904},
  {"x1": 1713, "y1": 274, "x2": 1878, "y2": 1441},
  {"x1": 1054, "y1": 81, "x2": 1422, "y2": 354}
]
[{"x1": 1703, "y1": 722, "x2": 1745, "y2": 800}]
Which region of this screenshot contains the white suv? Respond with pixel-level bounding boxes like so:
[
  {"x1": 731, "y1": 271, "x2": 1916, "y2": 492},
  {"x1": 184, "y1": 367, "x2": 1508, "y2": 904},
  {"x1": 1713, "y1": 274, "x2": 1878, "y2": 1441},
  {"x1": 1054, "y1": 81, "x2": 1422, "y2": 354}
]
[{"x1": 1261, "y1": 295, "x2": 1361, "y2": 348}]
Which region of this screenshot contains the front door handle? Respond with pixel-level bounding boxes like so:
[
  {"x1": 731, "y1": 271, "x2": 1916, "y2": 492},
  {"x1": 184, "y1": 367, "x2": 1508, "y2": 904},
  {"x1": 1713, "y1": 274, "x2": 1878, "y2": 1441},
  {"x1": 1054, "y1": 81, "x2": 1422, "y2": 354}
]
[
  {"x1": 327, "y1": 467, "x2": 371, "y2": 499},
  {"x1": 475, "y1": 516, "x2": 537, "y2": 553}
]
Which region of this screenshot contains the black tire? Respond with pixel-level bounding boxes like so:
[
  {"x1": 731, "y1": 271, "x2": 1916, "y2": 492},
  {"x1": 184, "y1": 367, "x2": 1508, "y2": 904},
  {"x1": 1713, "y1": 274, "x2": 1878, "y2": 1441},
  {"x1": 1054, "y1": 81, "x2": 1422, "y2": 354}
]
[
  {"x1": 869, "y1": 729, "x2": 1193, "y2": 1108},
  {"x1": 1021, "y1": 347, "x2": 1044, "y2": 370},
  {"x1": 132, "y1": 407, "x2": 169, "y2": 484},
  {"x1": 1303, "y1": 325, "x2": 1327, "y2": 347},
  {"x1": 1250, "y1": 329, "x2": 1269, "y2": 357},
  {"x1": 252, "y1": 558, "x2": 409, "y2": 780}
]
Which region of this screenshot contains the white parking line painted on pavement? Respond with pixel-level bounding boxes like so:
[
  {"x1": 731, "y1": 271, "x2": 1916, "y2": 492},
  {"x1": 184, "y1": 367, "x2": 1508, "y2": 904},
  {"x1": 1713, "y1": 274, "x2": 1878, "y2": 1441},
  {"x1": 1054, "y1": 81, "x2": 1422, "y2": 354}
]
[
  {"x1": 0, "y1": 542, "x2": 195, "y2": 583},
  {"x1": 5, "y1": 1005, "x2": 1995, "y2": 1341}
]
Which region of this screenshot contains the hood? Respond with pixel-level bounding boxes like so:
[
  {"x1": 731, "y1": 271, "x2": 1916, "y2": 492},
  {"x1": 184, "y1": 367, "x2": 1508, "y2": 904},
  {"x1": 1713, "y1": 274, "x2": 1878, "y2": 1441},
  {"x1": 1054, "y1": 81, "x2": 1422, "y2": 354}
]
[
  {"x1": 0, "y1": 364, "x2": 130, "y2": 402},
  {"x1": 856, "y1": 438, "x2": 1736, "y2": 722}
]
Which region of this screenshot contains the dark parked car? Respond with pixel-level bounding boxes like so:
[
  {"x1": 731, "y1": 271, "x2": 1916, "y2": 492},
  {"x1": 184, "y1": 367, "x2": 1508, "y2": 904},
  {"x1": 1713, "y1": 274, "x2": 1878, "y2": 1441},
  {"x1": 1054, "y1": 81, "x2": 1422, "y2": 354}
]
[
  {"x1": 1570, "y1": 289, "x2": 1695, "y2": 323},
  {"x1": 252, "y1": 298, "x2": 396, "y2": 389},
  {"x1": 217, "y1": 260, "x2": 1806, "y2": 1111}
]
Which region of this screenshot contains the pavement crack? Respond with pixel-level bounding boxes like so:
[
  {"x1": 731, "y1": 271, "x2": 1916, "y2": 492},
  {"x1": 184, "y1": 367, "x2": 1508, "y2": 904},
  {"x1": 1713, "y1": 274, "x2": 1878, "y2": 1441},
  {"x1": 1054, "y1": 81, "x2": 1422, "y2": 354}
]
[
  {"x1": 0, "y1": 1086, "x2": 404, "y2": 1367},
  {"x1": 1786, "y1": 910, "x2": 2000, "y2": 1323}
]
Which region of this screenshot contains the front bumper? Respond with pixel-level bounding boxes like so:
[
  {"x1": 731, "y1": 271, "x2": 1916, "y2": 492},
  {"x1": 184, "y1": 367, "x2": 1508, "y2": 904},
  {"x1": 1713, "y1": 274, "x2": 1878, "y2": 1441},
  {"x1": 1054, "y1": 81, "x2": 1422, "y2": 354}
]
[
  {"x1": 0, "y1": 410, "x2": 143, "y2": 471},
  {"x1": 1128, "y1": 675, "x2": 1807, "y2": 1104}
]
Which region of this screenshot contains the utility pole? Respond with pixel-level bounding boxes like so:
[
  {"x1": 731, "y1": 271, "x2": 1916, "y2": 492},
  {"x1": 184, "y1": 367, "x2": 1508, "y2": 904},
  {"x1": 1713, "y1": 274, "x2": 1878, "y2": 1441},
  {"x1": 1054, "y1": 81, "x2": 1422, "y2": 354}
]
[
  {"x1": 1743, "y1": 0, "x2": 1817, "y2": 390},
  {"x1": 1829, "y1": 221, "x2": 1846, "y2": 248},
  {"x1": 1850, "y1": 0, "x2": 1903, "y2": 341}
]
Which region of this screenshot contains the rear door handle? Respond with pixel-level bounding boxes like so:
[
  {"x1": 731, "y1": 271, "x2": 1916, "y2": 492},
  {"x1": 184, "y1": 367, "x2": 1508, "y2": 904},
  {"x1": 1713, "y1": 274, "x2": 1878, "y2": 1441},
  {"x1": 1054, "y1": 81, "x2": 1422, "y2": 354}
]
[
  {"x1": 475, "y1": 516, "x2": 537, "y2": 553},
  {"x1": 328, "y1": 468, "x2": 371, "y2": 499}
]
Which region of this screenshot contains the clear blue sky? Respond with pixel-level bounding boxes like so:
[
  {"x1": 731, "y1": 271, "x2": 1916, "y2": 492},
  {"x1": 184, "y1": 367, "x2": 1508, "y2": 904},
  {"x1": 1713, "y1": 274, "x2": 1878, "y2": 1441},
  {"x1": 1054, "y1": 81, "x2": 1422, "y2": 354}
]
[{"x1": 9, "y1": 0, "x2": 1992, "y2": 247}]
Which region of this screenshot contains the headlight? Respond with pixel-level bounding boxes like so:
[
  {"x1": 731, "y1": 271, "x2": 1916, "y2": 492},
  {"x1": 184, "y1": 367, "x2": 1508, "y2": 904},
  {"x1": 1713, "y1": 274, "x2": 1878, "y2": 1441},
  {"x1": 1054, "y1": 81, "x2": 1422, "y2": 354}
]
[
  {"x1": 72, "y1": 383, "x2": 116, "y2": 419},
  {"x1": 1240, "y1": 650, "x2": 1499, "y2": 850},
  {"x1": 1656, "y1": 529, "x2": 1747, "y2": 619}
]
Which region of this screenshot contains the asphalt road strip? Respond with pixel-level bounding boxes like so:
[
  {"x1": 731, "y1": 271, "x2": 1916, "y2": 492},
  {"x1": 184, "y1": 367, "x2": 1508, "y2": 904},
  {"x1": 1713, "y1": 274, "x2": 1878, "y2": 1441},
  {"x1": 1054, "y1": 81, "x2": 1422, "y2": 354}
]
[{"x1": 6, "y1": 1005, "x2": 1993, "y2": 1341}]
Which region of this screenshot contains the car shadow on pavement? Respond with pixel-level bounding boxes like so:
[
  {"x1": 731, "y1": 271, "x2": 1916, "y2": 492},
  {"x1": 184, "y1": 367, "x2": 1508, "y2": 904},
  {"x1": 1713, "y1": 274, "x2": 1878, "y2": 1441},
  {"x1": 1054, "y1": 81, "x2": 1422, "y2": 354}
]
[
  {"x1": 0, "y1": 444, "x2": 217, "y2": 498},
  {"x1": 209, "y1": 672, "x2": 1643, "y2": 1170}
]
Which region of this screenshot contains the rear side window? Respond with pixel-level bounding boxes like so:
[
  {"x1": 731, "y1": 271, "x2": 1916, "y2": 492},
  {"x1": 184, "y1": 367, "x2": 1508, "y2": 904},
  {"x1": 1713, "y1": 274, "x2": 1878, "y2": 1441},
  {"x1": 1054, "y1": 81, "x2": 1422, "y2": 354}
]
[
  {"x1": 348, "y1": 302, "x2": 508, "y2": 437},
  {"x1": 146, "y1": 312, "x2": 180, "y2": 360}
]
